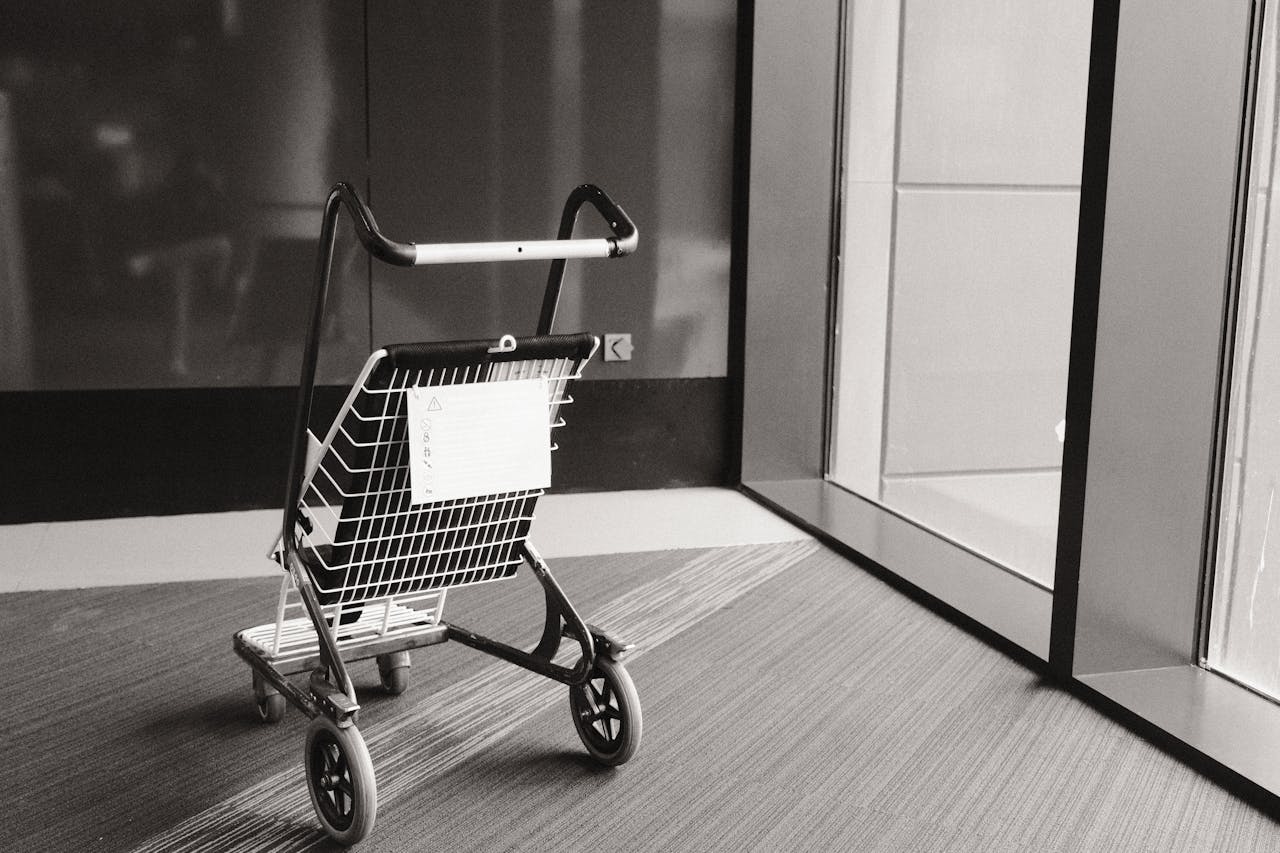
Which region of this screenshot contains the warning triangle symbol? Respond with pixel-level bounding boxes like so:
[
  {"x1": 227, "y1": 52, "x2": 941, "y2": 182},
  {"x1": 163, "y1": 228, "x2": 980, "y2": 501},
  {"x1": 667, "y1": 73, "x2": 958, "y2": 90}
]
[{"x1": 427, "y1": 397, "x2": 443, "y2": 412}]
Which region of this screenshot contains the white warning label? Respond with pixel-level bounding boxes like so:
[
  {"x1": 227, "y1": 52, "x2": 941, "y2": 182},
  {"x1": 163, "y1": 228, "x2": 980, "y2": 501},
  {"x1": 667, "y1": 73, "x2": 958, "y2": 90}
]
[{"x1": 404, "y1": 378, "x2": 551, "y2": 504}]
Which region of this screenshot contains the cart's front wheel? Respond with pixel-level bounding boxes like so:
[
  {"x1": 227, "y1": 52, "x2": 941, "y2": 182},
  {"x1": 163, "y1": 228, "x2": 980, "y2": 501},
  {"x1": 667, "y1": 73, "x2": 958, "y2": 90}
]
[
  {"x1": 252, "y1": 671, "x2": 285, "y2": 724},
  {"x1": 304, "y1": 716, "x2": 377, "y2": 845},
  {"x1": 569, "y1": 657, "x2": 641, "y2": 766},
  {"x1": 376, "y1": 651, "x2": 411, "y2": 695}
]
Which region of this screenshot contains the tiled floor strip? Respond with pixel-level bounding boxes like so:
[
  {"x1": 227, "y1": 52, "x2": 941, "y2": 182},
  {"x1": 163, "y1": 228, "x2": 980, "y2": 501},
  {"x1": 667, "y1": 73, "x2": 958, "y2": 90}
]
[{"x1": 130, "y1": 540, "x2": 820, "y2": 853}]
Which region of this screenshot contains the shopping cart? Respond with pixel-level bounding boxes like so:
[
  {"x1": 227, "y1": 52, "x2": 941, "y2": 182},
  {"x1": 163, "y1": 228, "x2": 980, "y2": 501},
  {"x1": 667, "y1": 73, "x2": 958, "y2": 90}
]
[{"x1": 233, "y1": 183, "x2": 641, "y2": 845}]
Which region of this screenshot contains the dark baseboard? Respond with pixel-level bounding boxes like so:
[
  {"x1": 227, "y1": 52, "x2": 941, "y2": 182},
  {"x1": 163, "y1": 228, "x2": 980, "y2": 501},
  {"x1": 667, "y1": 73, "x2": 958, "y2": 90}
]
[
  {"x1": 555, "y1": 377, "x2": 731, "y2": 493},
  {"x1": 0, "y1": 377, "x2": 730, "y2": 524}
]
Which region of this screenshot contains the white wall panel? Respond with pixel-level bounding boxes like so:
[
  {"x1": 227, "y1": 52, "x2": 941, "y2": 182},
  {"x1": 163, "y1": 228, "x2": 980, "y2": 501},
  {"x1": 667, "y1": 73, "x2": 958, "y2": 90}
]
[
  {"x1": 898, "y1": 0, "x2": 1091, "y2": 186},
  {"x1": 884, "y1": 188, "x2": 1078, "y2": 474}
]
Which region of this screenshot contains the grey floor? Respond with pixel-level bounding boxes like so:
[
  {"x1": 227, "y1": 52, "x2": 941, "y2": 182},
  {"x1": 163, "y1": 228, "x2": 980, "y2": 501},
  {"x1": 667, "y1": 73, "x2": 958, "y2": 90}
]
[{"x1": 7, "y1": 540, "x2": 1280, "y2": 852}]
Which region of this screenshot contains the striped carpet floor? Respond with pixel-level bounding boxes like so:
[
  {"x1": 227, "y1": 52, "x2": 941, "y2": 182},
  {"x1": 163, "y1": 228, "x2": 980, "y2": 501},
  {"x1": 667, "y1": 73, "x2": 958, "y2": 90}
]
[{"x1": 5, "y1": 541, "x2": 1280, "y2": 851}]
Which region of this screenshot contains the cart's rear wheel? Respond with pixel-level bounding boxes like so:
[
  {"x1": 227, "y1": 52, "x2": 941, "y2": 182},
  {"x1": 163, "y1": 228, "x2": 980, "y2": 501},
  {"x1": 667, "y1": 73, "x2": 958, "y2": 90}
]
[
  {"x1": 304, "y1": 716, "x2": 377, "y2": 845},
  {"x1": 376, "y1": 651, "x2": 411, "y2": 695},
  {"x1": 252, "y1": 671, "x2": 285, "y2": 724},
  {"x1": 569, "y1": 657, "x2": 641, "y2": 766}
]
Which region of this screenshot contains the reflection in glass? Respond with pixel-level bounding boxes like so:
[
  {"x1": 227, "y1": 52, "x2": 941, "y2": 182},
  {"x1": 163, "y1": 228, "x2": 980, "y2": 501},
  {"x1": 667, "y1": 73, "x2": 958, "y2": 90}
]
[
  {"x1": 365, "y1": 0, "x2": 736, "y2": 381},
  {"x1": 828, "y1": 1, "x2": 1091, "y2": 587},
  {"x1": 1209, "y1": 10, "x2": 1280, "y2": 699},
  {"x1": 0, "y1": 1, "x2": 367, "y2": 390},
  {"x1": 0, "y1": 1, "x2": 737, "y2": 391}
]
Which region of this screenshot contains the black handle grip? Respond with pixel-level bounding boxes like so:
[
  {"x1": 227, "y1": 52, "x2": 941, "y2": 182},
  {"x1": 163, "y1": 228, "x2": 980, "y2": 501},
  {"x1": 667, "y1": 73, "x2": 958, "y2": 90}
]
[
  {"x1": 539, "y1": 184, "x2": 639, "y2": 335},
  {"x1": 572, "y1": 183, "x2": 639, "y2": 256},
  {"x1": 326, "y1": 182, "x2": 418, "y2": 267}
]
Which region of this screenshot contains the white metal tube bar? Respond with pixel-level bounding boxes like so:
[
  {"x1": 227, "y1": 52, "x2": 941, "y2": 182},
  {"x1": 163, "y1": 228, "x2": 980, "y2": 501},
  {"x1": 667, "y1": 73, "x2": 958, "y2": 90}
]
[{"x1": 412, "y1": 238, "x2": 612, "y2": 265}]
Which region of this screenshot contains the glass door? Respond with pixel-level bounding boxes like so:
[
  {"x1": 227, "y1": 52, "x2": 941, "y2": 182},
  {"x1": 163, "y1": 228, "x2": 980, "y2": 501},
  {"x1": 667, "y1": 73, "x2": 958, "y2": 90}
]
[
  {"x1": 829, "y1": 0, "x2": 1093, "y2": 588},
  {"x1": 1208, "y1": 5, "x2": 1280, "y2": 699}
]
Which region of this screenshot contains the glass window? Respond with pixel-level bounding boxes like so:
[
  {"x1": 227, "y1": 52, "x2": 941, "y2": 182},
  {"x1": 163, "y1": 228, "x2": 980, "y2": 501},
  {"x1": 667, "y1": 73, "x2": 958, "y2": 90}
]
[
  {"x1": 829, "y1": 0, "x2": 1092, "y2": 587},
  {"x1": 1208, "y1": 8, "x2": 1280, "y2": 699}
]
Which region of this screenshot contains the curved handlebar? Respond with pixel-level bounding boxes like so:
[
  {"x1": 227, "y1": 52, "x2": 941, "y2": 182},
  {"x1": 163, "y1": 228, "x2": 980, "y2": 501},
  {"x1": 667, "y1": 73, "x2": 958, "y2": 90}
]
[
  {"x1": 323, "y1": 182, "x2": 418, "y2": 266},
  {"x1": 537, "y1": 184, "x2": 638, "y2": 334},
  {"x1": 320, "y1": 181, "x2": 638, "y2": 268},
  {"x1": 563, "y1": 183, "x2": 640, "y2": 256}
]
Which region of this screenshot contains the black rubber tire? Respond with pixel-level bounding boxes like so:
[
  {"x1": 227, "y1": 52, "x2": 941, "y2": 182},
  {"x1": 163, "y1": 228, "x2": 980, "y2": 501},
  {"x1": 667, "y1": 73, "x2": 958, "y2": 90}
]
[
  {"x1": 304, "y1": 716, "x2": 377, "y2": 846},
  {"x1": 376, "y1": 652, "x2": 411, "y2": 695},
  {"x1": 569, "y1": 657, "x2": 642, "y2": 766},
  {"x1": 256, "y1": 692, "x2": 286, "y2": 724},
  {"x1": 252, "y1": 672, "x2": 285, "y2": 724}
]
